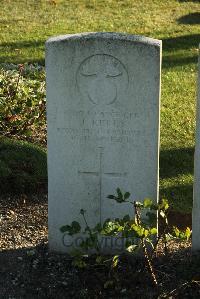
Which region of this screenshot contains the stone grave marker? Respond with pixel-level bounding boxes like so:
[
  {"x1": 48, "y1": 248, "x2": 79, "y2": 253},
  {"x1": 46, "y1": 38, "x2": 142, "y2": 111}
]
[
  {"x1": 46, "y1": 32, "x2": 161, "y2": 252},
  {"x1": 193, "y1": 47, "x2": 200, "y2": 251}
]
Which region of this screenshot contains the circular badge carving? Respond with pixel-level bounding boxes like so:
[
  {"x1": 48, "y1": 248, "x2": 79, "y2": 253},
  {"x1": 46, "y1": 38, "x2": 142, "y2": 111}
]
[{"x1": 76, "y1": 54, "x2": 128, "y2": 105}]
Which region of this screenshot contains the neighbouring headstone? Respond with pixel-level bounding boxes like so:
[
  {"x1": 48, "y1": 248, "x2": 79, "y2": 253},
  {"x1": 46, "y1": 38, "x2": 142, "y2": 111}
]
[
  {"x1": 192, "y1": 46, "x2": 200, "y2": 251},
  {"x1": 46, "y1": 32, "x2": 161, "y2": 252}
]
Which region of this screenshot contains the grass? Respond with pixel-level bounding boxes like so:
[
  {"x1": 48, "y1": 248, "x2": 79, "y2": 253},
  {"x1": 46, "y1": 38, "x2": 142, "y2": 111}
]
[{"x1": 0, "y1": 0, "x2": 200, "y2": 212}]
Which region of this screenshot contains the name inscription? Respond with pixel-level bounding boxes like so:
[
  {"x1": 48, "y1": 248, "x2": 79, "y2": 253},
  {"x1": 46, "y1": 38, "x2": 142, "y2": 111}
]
[{"x1": 56, "y1": 109, "x2": 144, "y2": 144}]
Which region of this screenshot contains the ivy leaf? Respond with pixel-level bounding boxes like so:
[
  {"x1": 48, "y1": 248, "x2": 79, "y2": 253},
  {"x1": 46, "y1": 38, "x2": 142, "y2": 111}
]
[
  {"x1": 72, "y1": 257, "x2": 86, "y2": 268},
  {"x1": 143, "y1": 198, "x2": 153, "y2": 208},
  {"x1": 112, "y1": 255, "x2": 119, "y2": 268},
  {"x1": 96, "y1": 255, "x2": 103, "y2": 264},
  {"x1": 150, "y1": 227, "x2": 157, "y2": 235},
  {"x1": 117, "y1": 225, "x2": 124, "y2": 232},
  {"x1": 71, "y1": 221, "x2": 81, "y2": 234},
  {"x1": 124, "y1": 192, "x2": 131, "y2": 200},
  {"x1": 115, "y1": 197, "x2": 125, "y2": 203},
  {"x1": 185, "y1": 227, "x2": 191, "y2": 240},
  {"x1": 104, "y1": 280, "x2": 114, "y2": 289},
  {"x1": 131, "y1": 224, "x2": 144, "y2": 237},
  {"x1": 159, "y1": 198, "x2": 169, "y2": 211},
  {"x1": 116, "y1": 187, "x2": 123, "y2": 197},
  {"x1": 173, "y1": 226, "x2": 180, "y2": 238},
  {"x1": 116, "y1": 188, "x2": 125, "y2": 202},
  {"x1": 126, "y1": 244, "x2": 138, "y2": 252},
  {"x1": 165, "y1": 233, "x2": 174, "y2": 242},
  {"x1": 60, "y1": 224, "x2": 71, "y2": 233}
]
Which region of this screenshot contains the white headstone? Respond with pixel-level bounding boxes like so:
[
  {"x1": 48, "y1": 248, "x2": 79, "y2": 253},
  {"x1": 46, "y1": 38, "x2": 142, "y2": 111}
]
[
  {"x1": 46, "y1": 32, "x2": 161, "y2": 252},
  {"x1": 192, "y1": 47, "x2": 200, "y2": 251}
]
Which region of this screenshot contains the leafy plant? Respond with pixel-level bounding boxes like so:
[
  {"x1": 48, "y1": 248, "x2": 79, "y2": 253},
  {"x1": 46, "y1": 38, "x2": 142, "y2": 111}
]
[
  {"x1": 60, "y1": 188, "x2": 192, "y2": 286},
  {"x1": 0, "y1": 64, "x2": 46, "y2": 144}
]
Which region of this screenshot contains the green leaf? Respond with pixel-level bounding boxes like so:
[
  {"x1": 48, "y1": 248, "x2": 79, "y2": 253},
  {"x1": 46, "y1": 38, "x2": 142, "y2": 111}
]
[
  {"x1": 185, "y1": 227, "x2": 191, "y2": 240},
  {"x1": 131, "y1": 224, "x2": 145, "y2": 237},
  {"x1": 71, "y1": 221, "x2": 81, "y2": 234},
  {"x1": 116, "y1": 188, "x2": 124, "y2": 202},
  {"x1": 102, "y1": 220, "x2": 119, "y2": 235},
  {"x1": 112, "y1": 255, "x2": 119, "y2": 268},
  {"x1": 126, "y1": 244, "x2": 138, "y2": 252},
  {"x1": 72, "y1": 257, "x2": 86, "y2": 269},
  {"x1": 124, "y1": 192, "x2": 131, "y2": 200},
  {"x1": 150, "y1": 227, "x2": 157, "y2": 235},
  {"x1": 116, "y1": 187, "x2": 122, "y2": 197},
  {"x1": 104, "y1": 280, "x2": 114, "y2": 289},
  {"x1": 165, "y1": 233, "x2": 174, "y2": 242},
  {"x1": 159, "y1": 198, "x2": 169, "y2": 211},
  {"x1": 60, "y1": 224, "x2": 71, "y2": 233},
  {"x1": 117, "y1": 225, "x2": 124, "y2": 232},
  {"x1": 143, "y1": 198, "x2": 153, "y2": 208},
  {"x1": 96, "y1": 255, "x2": 103, "y2": 264},
  {"x1": 173, "y1": 226, "x2": 180, "y2": 238},
  {"x1": 116, "y1": 198, "x2": 125, "y2": 203}
]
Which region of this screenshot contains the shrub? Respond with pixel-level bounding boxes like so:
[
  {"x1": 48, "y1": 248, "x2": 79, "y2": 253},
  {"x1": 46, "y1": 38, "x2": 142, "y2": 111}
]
[{"x1": 0, "y1": 64, "x2": 46, "y2": 144}]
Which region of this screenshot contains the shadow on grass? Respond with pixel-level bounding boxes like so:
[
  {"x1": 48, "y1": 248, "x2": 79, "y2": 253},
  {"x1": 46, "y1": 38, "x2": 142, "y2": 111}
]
[
  {"x1": 1, "y1": 34, "x2": 200, "y2": 67},
  {"x1": 160, "y1": 183, "x2": 193, "y2": 213},
  {"x1": 0, "y1": 137, "x2": 47, "y2": 194},
  {"x1": 163, "y1": 55, "x2": 198, "y2": 68},
  {"x1": 177, "y1": 13, "x2": 200, "y2": 25},
  {"x1": 0, "y1": 40, "x2": 45, "y2": 49},
  {"x1": 160, "y1": 147, "x2": 194, "y2": 179},
  {"x1": 163, "y1": 34, "x2": 200, "y2": 51},
  {"x1": 0, "y1": 40, "x2": 45, "y2": 65},
  {"x1": 160, "y1": 147, "x2": 194, "y2": 212},
  {"x1": 0, "y1": 56, "x2": 45, "y2": 66},
  {"x1": 162, "y1": 34, "x2": 199, "y2": 68}
]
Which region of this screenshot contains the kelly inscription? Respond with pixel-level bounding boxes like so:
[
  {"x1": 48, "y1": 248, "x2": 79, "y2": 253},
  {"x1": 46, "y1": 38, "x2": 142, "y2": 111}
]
[{"x1": 56, "y1": 109, "x2": 143, "y2": 144}]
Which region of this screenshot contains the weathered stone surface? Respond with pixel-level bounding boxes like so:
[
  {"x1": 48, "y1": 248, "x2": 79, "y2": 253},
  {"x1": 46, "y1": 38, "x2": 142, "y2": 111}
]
[
  {"x1": 193, "y1": 47, "x2": 200, "y2": 251},
  {"x1": 46, "y1": 32, "x2": 161, "y2": 252}
]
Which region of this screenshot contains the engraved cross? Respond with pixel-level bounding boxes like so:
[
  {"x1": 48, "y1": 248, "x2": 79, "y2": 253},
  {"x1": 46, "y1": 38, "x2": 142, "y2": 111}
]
[{"x1": 78, "y1": 147, "x2": 127, "y2": 183}]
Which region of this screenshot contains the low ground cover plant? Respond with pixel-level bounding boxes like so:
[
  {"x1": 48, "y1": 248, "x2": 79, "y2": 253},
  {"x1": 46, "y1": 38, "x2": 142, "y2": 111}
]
[
  {"x1": 60, "y1": 189, "x2": 191, "y2": 286},
  {"x1": 0, "y1": 63, "x2": 46, "y2": 144}
]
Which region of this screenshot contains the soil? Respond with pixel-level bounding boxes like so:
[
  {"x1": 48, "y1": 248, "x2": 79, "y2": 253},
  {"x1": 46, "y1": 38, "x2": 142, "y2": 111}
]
[{"x1": 0, "y1": 195, "x2": 199, "y2": 299}]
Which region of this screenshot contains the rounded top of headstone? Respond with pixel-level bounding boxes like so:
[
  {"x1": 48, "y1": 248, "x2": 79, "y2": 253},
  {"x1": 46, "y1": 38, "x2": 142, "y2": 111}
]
[{"x1": 46, "y1": 32, "x2": 161, "y2": 48}]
